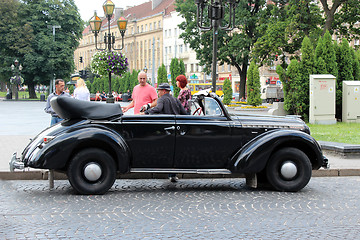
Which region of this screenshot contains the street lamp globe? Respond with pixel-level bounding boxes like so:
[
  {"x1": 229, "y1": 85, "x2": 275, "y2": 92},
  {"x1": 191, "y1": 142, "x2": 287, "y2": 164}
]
[
  {"x1": 103, "y1": 0, "x2": 115, "y2": 17},
  {"x1": 117, "y1": 17, "x2": 128, "y2": 33},
  {"x1": 89, "y1": 11, "x2": 102, "y2": 34}
]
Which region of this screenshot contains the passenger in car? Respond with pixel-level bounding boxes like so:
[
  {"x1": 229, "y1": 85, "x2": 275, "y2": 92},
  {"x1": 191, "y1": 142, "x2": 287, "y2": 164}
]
[{"x1": 176, "y1": 75, "x2": 192, "y2": 115}]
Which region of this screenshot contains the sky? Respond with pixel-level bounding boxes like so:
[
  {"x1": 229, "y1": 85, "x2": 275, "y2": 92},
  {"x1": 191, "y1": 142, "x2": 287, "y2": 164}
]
[{"x1": 74, "y1": 0, "x2": 150, "y2": 21}]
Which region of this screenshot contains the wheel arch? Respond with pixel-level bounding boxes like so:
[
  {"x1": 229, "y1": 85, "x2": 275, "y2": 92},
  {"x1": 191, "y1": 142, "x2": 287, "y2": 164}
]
[
  {"x1": 230, "y1": 129, "x2": 324, "y2": 173},
  {"x1": 39, "y1": 126, "x2": 130, "y2": 173}
]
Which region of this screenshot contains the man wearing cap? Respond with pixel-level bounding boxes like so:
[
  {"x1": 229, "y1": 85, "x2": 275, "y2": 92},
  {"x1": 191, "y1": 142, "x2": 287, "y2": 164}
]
[{"x1": 143, "y1": 83, "x2": 187, "y2": 115}]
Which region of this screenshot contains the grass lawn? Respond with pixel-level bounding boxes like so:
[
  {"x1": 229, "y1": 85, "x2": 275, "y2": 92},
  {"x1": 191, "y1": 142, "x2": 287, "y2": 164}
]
[
  {"x1": 307, "y1": 122, "x2": 360, "y2": 145},
  {"x1": 0, "y1": 91, "x2": 47, "y2": 100}
]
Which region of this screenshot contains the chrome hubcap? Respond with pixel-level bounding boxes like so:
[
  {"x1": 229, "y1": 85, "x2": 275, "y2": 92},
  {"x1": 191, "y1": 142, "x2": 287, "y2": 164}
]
[
  {"x1": 84, "y1": 162, "x2": 102, "y2": 181},
  {"x1": 280, "y1": 161, "x2": 297, "y2": 180}
]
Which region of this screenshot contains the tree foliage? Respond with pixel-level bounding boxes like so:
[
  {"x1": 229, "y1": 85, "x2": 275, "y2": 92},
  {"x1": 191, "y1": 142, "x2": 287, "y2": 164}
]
[
  {"x1": 246, "y1": 61, "x2": 262, "y2": 106},
  {"x1": 222, "y1": 78, "x2": 232, "y2": 105},
  {"x1": 170, "y1": 58, "x2": 181, "y2": 97},
  {"x1": 0, "y1": 0, "x2": 84, "y2": 98},
  {"x1": 314, "y1": 30, "x2": 338, "y2": 76},
  {"x1": 157, "y1": 64, "x2": 168, "y2": 85},
  {"x1": 321, "y1": 0, "x2": 360, "y2": 39},
  {"x1": 253, "y1": 0, "x2": 322, "y2": 69},
  {"x1": 0, "y1": 0, "x2": 34, "y2": 90},
  {"x1": 176, "y1": 0, "x2": 269, "y2": 99}
]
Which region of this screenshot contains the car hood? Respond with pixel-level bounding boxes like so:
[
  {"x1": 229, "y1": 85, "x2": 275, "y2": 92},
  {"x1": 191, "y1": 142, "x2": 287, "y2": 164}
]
[{"x1": 230, "y1": 113, "x2": 309, "y2": 133}]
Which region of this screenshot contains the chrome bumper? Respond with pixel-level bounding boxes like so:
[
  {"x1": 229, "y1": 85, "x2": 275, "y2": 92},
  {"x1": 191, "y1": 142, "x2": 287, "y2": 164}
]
[
  {"x1": 9, "y1": 152, "x2": 24, "y2": 172},
  {"x1": 322, "y1": 156, "x2": 330, "y2": 169}
]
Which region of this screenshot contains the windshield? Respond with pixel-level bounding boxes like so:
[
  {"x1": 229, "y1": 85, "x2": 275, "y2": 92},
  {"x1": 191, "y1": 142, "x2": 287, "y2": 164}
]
[{"x1": 191, "y1": 97, "x2": 223, "y2": 116}]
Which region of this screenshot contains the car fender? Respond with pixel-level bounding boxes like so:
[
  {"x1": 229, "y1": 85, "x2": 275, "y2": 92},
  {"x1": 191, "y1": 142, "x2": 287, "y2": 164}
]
[
  {"x1": 229, "y1": 129, "x2": 323, "y2": 173},
  {"x1": 27, "y1": 125, "x2": 130, "y2": 173}
]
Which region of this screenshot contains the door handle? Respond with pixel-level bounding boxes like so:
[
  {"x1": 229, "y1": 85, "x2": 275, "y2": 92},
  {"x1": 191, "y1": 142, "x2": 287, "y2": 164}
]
[{"x1": 164, "y1": 126, "x2": 175, "y2": 131}]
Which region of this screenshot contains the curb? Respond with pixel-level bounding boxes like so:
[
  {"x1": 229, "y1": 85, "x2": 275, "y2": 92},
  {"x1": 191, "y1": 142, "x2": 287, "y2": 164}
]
[
  {"x1": 319, "y1": 141, "x2": 360, "y2": 157},
  {"x1": 1, "y1": 169, "x2": 360, "y2": 181}
]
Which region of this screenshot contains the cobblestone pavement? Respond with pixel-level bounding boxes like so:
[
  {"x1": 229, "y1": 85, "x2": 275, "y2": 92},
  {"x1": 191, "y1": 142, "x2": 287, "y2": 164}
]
[{"x1": 1, "y1": 177, "x2": 360, "y2": 239}]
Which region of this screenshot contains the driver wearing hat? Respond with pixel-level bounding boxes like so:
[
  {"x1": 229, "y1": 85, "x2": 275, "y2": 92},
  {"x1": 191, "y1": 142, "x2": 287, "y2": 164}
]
[{"x1": 143, "y1": 83, "x2": 187, "y2": 115}]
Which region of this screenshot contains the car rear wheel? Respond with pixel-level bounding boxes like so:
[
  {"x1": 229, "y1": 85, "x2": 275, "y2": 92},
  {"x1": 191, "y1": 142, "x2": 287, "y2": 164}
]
[
  {"x1": 67, "y1": 148, "x2": 116, "y2": 195},
  {"x1": 266, "y1": 147, "x2": 312, "y2": 192}
]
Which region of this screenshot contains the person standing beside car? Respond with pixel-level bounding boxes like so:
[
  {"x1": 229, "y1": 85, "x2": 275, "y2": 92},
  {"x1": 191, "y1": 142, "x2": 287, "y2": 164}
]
[
  {"x1": 176, "y1": 75, "x2": 192, "y2": 114},
  {"x1": 44, "y1": 79, "x2": 70, "y2": 126},
  {"x1": 73, "y1": 78, "x2": 90, "y2": 101},
  {"x1": 122, "y1": 71, "x2": 158, "y2": 114}
]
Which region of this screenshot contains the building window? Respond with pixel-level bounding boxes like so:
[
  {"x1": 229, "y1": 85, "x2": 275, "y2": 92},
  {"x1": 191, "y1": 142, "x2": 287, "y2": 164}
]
[
  {"x1": 184, "y1": 64, "x2": 187, "y2": 73},
  {"x1": 154, "y1": 22, "x2": 156, "y2": 29},
  {"x1": 168, "y1": 29, "x2": 171, "y2": 37},
  {"x1": 179, "y1": 44, "x2": 183, "y2": 53},
  {"x1": 150, "y1": 23, "x2": 152, "y2": 31},
  {"x1": 141, "y1": 25, "x2": 144, "y2": 32},
  {"x1": 137, "y1": 26, "x2": 139, "y2": 33},
  {"x1": 158, "y1": 20, "x2": 161, "y2": 28},
  {"x1": 174, "y1": 28, "x2": 177, "y2": 36},
  {"x1": 228, "y1": 64, "x2": 231, "y2": 72},
  {"x1": 169, "y1": 46, "x2": 171, "y2": 53},
  {"x1": 191, "y1": 64, "x2": 194, "y2": 72},
  {"x1": 145, "y1": 24, "x2": 148, "y2": 32},
  {"x1": 165, "y1": 47, "x2": 168, "y2": 55},
  {"x1": 165, "y1": 30, "x2": 167, "y2": 38}
]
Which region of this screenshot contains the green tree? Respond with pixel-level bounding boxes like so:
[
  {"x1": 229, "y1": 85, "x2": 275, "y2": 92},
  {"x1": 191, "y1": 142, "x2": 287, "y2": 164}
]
[
  {"x1": 222, "y1": 78, "x2": 232, "y2": 105},
  {"x1": 246, "y1": 61, "x2": 262, "y2": 106},
  {"x1": 18, "y1": 0, "x2": 83, "y2": 98},
  {"x1": 350, "y1": 48, "x2": 360, "y2": 81},
  {"x1": 298, "y1": 36, "x2": 315, "y2": 120},
  {"x1": 336, "y1": 38, "x2": 354, "y2": 119},
  {"x1": 176, "y1": 0, "x2": 270, "y2": 100},
  {"x1": 0, "y1": 0, "x2": 34, "y2": 91},
  {"x1": 253, "y1": 0, "x2": 322, "y2": 69},
  {"x1": 314, "y1": 31, "x2": 338, "y2": 76},
  {"x1": 322, "y1": 0, "x2": 360, "y2": 39},
  {"x1": 170, "y1": 58, "x2": 180, "y2": 97},
  {"x1": 157, "y1": 64, "x2": 168, "y2": 85},
  {"x1": 179, "y1": 59, "x2": 185, "y2": 75},
  {"x1": 278, "y1": 59, "x2": 303, "y2": 116},
  {"x1": 68, "y1": 85, "x2": 74, "y2": 95}
]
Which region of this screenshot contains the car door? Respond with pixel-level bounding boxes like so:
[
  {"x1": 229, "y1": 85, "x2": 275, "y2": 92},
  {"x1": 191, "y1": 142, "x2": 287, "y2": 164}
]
[
  {"x1": 174, "y1": 97, "x2": 233, "y2": 169},
  {"x1": 118, "y1": 115, "x2": 176, "y2": 168}
]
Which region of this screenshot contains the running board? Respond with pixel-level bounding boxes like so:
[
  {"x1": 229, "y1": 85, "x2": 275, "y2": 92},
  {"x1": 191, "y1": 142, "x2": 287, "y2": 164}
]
[{"x1": 130, "y1": 168, "x2": 232, "y2": 175}]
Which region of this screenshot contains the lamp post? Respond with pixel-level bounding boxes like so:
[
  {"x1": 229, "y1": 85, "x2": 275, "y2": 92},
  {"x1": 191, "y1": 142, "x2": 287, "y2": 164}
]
[
  {"x1": 194, "y1": 0, "x2": 237, "y2": 94},
  {"x1": 48, "y1": 25, "x2": 61, "y2": 93},
  {"x1": 10, "y1": 59, "x2": 23, "y2": 100},
  {"x1": 89, "y1": 0, "x2": 128, "y2": 103}
]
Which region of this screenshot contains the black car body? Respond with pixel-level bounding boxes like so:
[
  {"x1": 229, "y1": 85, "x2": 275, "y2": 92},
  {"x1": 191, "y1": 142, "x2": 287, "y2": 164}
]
[{"x1": 10, "y1": 91, "x2": 328, "y2": 194}]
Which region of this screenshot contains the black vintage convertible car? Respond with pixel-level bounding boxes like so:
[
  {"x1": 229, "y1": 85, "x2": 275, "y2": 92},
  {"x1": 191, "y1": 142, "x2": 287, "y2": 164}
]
[{"x1": 10, "y1": 91, "x2": 328, "y2": 194}]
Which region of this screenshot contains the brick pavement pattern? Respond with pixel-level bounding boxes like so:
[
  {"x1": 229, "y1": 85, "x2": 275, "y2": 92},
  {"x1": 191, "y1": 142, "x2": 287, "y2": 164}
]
[{"x1": 1, "y1": 177, "x2": 360, "y2": 239}]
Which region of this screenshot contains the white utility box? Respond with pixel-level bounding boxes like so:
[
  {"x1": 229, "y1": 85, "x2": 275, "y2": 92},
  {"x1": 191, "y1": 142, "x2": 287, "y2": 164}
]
[
  {"x1": 309, "y1": 74, "x2": 336, "y2": 124},
  {"x1": 342, "y1": 81, "x2": 360, "y2": 123}
]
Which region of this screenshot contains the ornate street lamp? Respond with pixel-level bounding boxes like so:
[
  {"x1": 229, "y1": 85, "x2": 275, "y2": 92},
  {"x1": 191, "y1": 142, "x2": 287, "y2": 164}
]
[
  {"x1": 194, "y1": 0, "x2": 238, "y2": 94},
  {"x1": 89, "y1": 0, "x2": 128, "y2": 103},
  {"x1": 143, "y1": 66, "x2": 148, "y2": 73},
  {"x1": 10, "y1": 59, "x2": 23, "y2": 100}
]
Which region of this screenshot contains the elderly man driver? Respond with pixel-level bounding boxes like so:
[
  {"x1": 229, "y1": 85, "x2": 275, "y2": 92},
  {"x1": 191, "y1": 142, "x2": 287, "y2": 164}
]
[{"x1": 143, "y1": 83, "x2": 187, "y2": 115}]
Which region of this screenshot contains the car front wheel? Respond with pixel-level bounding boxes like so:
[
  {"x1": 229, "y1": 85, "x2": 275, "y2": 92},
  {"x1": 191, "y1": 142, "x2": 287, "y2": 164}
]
[
  {"x1": 266, "y1": 147, "x2": 312, "y2": 192},
  {"x1": 67, "y1": 148, "x2": 116, "y2": 195}
]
